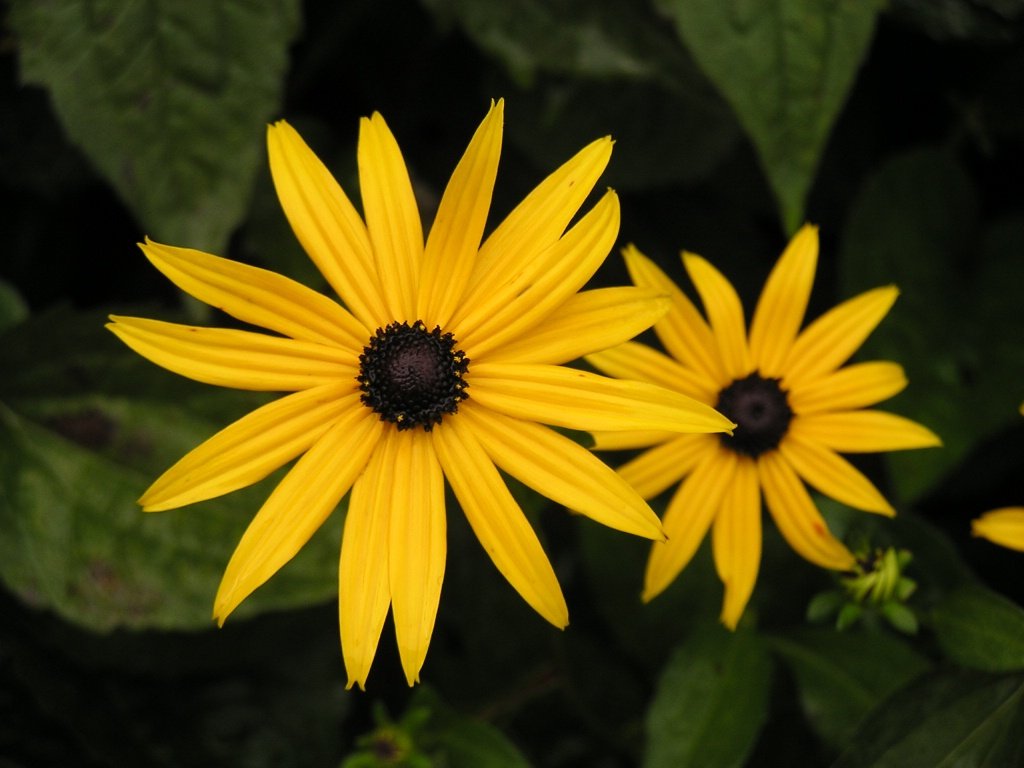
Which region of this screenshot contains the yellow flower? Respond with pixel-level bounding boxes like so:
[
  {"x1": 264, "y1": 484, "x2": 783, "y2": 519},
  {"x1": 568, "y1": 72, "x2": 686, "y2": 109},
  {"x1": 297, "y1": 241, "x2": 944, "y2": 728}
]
[
  {"x1": 586, "y1": 225, "x2": 941, "y2": 629},
  {"x1": 107, "y1": 100, "x2": 732, "y2": 688},
  {"x1": 972, "y1": 508, "x2": 1024, "y2": 552}
]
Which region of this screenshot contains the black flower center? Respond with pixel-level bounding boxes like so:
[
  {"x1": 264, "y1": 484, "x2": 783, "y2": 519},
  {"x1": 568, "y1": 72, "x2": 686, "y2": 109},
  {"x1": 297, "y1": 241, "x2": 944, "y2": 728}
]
[
  {"x1": 357, "y1": 321, "x2": 470, "y2": 431},
  {"x1": 715, "y1": 372, "x2": 793, "y2": 457}
]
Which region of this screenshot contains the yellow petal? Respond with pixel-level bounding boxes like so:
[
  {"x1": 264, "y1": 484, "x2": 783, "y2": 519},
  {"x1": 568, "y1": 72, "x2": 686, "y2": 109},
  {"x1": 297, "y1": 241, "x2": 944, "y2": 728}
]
[
  {"x1": 588, "y1": 430, "x2": 677, "y2": 450},
  {"x1": 788, "y1": 361, "x2": 907, "y2": 415},
  {"x1": 586, "y1": 341, "x2": 719, "y2": 403},
  {"x1": 643, "y1": 446, "x2": 737, "y2": 601},
  {"x1": 140, "y1": 239, "x2": 368, "y2": 352},
  {"x1": 622, "y1": 245, "x2": 726, "y2": 386},
  {"x1": 214, "y1": 406, "x2": 384, "y2": 624},
  {"x1": 340, "y1": 436, "x2": 394, "y2": 690},
  {"x1": 432, "y1": 416, "x2": 568, "y2": 627},
  {"x1": 748, "y1": 224, "x2": 818, "y2": 377},
  {"x1": 487, "y1": 287, "x2": 670, "y2": 366},
  {"x1": 141, "y1": 384, "x2": 359, "y2": 511},
  {"x1": 783, "y1": 286, "x2": 899, "y2": 388},
  {"x1": 758, "y1": 451, "x2": 855, "y2": 570},
  {"x1": 791, "y1": 410, "x2": 942, "y2": 453},
  {"x1": 682, "y1": 253, "x2": 751, "y2": 380},
  {"x1": 712, "y1": 457, "x2": 762, "y2": 629},
  {"x1": 779, "y1": 435, "x2": 894, "y2": 515},
  {"x1": 418, "y1": 100, "x2": 503, "y2": 328},
  {"x1": 461, "y1": 402, "x2": 664, "y2": 540},
  {"x1": 617, "y1": 433, "x2": 716, "y2": 500},
  {"x1": 972, "y1": 508, "x2": 1024, "y2": 552},
  {"x1": 455, "y1": 190, "x2": 619, "y2": 358},
  {"x1": 466, "y1": 136, "x2": 613, "y2": 301},
  {"x1": 358, "y1": 112, "x2": 424, "y2": 321},
  {"x1": 469, "y1": 362, "x2": 733, "y2": 435},
  {"x1": 267, "y1": 121, "x2": 388, "y2": 329},
  {"x1": 388, "y1": 430, "x2": 447, "y2": 686},
  {"x1": 107, "y1": 317, "x2": 356, "y2": 391}
]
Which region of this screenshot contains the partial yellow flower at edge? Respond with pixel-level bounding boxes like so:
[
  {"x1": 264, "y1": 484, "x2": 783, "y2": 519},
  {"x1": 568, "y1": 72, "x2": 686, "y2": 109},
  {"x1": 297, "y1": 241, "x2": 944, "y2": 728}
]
[
  {"x1": 972, "y1": 508, "x2": 1024, "y2": 552},
  {"x1": 587, "y1": 224, "x2": 942, "y2": 630},
  {"x1": 107, "y1": 99, "x2": 733, "y2": 690}
]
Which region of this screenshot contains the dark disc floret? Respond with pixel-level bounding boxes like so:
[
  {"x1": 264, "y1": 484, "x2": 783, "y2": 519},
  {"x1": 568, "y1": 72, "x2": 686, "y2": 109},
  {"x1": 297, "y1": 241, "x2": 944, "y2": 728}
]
[
  {"x1": 715, "y1": 372, "x2": 793, "y2": 457},
  {"x1": 357, "y1": 320, "x2": 470, "y2": 431}
]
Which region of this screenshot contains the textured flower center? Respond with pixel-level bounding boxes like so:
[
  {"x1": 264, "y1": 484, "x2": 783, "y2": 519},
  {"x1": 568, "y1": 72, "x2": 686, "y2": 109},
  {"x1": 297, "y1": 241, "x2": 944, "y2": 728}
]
[
  {"x1": 715, "y1": 372, "x2": 793, "y2": 457},
  {"x1": 357, "y1": 321, "x2": 470, "y2": 431}
]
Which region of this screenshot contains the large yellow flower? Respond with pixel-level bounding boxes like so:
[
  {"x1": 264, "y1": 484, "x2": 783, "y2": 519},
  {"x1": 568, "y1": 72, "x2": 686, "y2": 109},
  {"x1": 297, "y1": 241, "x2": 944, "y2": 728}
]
[
  {"x1": 107, "y1": 101, "x2": 732, "y2": 688},
  {"x1": 586, "y1": 225, "x2": 941, "y2": 628}
]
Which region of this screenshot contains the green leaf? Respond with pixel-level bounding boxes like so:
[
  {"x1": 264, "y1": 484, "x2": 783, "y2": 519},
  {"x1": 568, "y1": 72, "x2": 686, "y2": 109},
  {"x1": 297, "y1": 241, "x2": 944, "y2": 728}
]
[
  {"x1": 9, "y1": 0, "x2": 300, "y2": 252},
  {"x1": 833, "y1": 670, "x2": 1024, "y2": 767},
  {"x1": 838, "y1": 148, "x2": 1024, "y2": 502},
  {"x1": 769, "y1": 627, "x2": 930, "y2": 750},
  {"x1": 0, "y1": 278, "x2": 29, "y2": 333},
  {"x1": 644, "y1": 623, "x2": 772, "y2": 768},
  {"x1": 0, "y1": 309, "x2": 342, "y2": 631},
  {"x1": 654, "y1": 0, "x2": 881, "y2": 232},
  {"x1": 932, "y1": 585, "x2": 1024, "y2": 672}
]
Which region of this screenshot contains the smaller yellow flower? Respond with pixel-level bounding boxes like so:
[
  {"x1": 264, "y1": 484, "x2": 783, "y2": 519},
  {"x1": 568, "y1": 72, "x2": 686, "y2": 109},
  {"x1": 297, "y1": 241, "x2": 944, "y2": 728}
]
[
  {"x1": 972, "y1": 508, "x2": 1024, "y2": 551},
  {"x1": 587, "y1": 225, "x2": 942, "y2": 628}
]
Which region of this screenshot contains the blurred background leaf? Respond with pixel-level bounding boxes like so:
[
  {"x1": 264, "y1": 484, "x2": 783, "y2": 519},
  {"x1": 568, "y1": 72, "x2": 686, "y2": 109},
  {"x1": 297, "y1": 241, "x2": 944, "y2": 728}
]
[
  {"x1": 644, "y1": 622, "x2": 771, "y2": 768},
  {"x1": 839, "y1": 147, "x2": 1024, "y2": 503},
  {"x1": 0, "y1": 309, "x2": 342, "y2": 631},
  {"x1": 654, "y1": 0, "x2": 882, "y2": 232},
  {"x1": 931, "y1": 584, "x2": 1024, "y2": 672},
  {"x1": 9, "y1": 0, "x2": 300, "y2": 252},
  {"x1": 832, "y1": 669, "x2": 1024, "y2": 767}
]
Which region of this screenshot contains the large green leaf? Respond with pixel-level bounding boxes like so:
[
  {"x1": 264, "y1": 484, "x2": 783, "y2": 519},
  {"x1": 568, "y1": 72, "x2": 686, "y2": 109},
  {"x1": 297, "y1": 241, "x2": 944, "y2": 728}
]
[
  {"x1": 9, "y1": 0, "x2": 300, "y2": 252},
  {"x1": 838, "y1": 148, "x2": 1024, "y2": 502},
  {"x1": 644, "y1": 623, "x2": 772, "y2": 768},
  {"x1": 0, "y1": 279, "x2": 28, "y2": 333},
  {"x1": 932, "y1": 585, "x2": 1024, "y2": 673},
  {"x1": 833, "y1": 670, "x2": 1024, "y2": 767},
  {"x1": 769, "y1": 628, "x2": 930, "y2": 750},
  {"x1": 654, "y1": 0, "x2": 881, "y2": 232},
  {"x1": 0, "y1": 309, "x2": 343, "y2": 631}
]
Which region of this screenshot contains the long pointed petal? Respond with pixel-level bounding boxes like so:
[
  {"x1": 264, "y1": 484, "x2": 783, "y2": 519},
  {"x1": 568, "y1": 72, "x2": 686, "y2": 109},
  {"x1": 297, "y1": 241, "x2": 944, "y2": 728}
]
[
  {"x1": 107, "y1": 317, "x2": 356, "y2": 391},
  {"x1": 712, "y1": 457, "x2": 762, "y2": 629},
  {"x1": 358, "y1": 113, "x2": 424, "y2": 321},
  {"x1": 622, "y1": 245, "x2": 726, "y2": 386},
  {"x1": 617, "y1": 434, "x2": 716, "y2": 500},
  {"x1": 588, "y1": 430, "x2": 677, "y2": 450},
  {"x1": 779, "y1": 435, "x2": 894, "y2": 515},
  {"x1": 455, "y1": 190, "x2": 619, "y2": 358},
  {"x1": 139, "y1": 239, "x2": 368, "y2": 351},
  {"x1": 683, "y1": 253, "x2": 751, "y2": 380},
  {"x1": 465, "y1": 136, "x2": 613, "y2": 301},
  {"x1": 488, "y1": 287, "x2": 670, "y2": 366},
  {"x1": 214, "y1": 407, "x2": 384, "y2": 623},
  {"x1": 643, "y1": 446, "x2": 737, "y2": 601},
  {"x1": 788, "y1": 361, "x2": 907, "y2": 415},
  {"x1": 972, "y1": 508, "x2": 1024, "y2": 552},
  {"x1": 586, "y1": 341, "x2": 719, "y2": 403},
  {"x1": 469, "y1": 363, "x2": 733, "y2": 435},
  {"x1": 418, "y1": 101, "x2": 503, "y2": 328},
  {"x1": 791, "y1": 410, "x2": 942, "y2": 453},
  {"x1": 433, "y1": 417, "x2": 568, "y2": 627},
  {"x1": 267, "y1": 121, "x2": 387, "y2": 329},
  {"x1": 758, "y1": 451, "x2": 854, "y2": 570},
  {"x1": 783, "y1": 286, "x2": 898, "y2": 387},
  {"x1": 388, "y1": 430, "x2": 446, "y2": 686},
  {"x1": 748, "y1": 224, "x2": 818, "y2": 376},
  {"x1": 141, "y1": 385, "x2": 358, "y2": 511},
  {"x1": 340, "y1": 436, "x2": 393, "y2": 690},
  {"x1": 462, "y1": 403, "x2": 664, "y2": 540}
]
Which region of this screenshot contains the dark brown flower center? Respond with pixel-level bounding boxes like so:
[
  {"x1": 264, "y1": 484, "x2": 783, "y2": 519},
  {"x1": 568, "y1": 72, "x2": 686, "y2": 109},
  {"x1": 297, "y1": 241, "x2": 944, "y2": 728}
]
[
  {"x1": 715, "y1": 372, "x2": 792, "y2": 457},
  {"x1": 357, "y1": 321, "x2": 469, "y2": 431}
]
